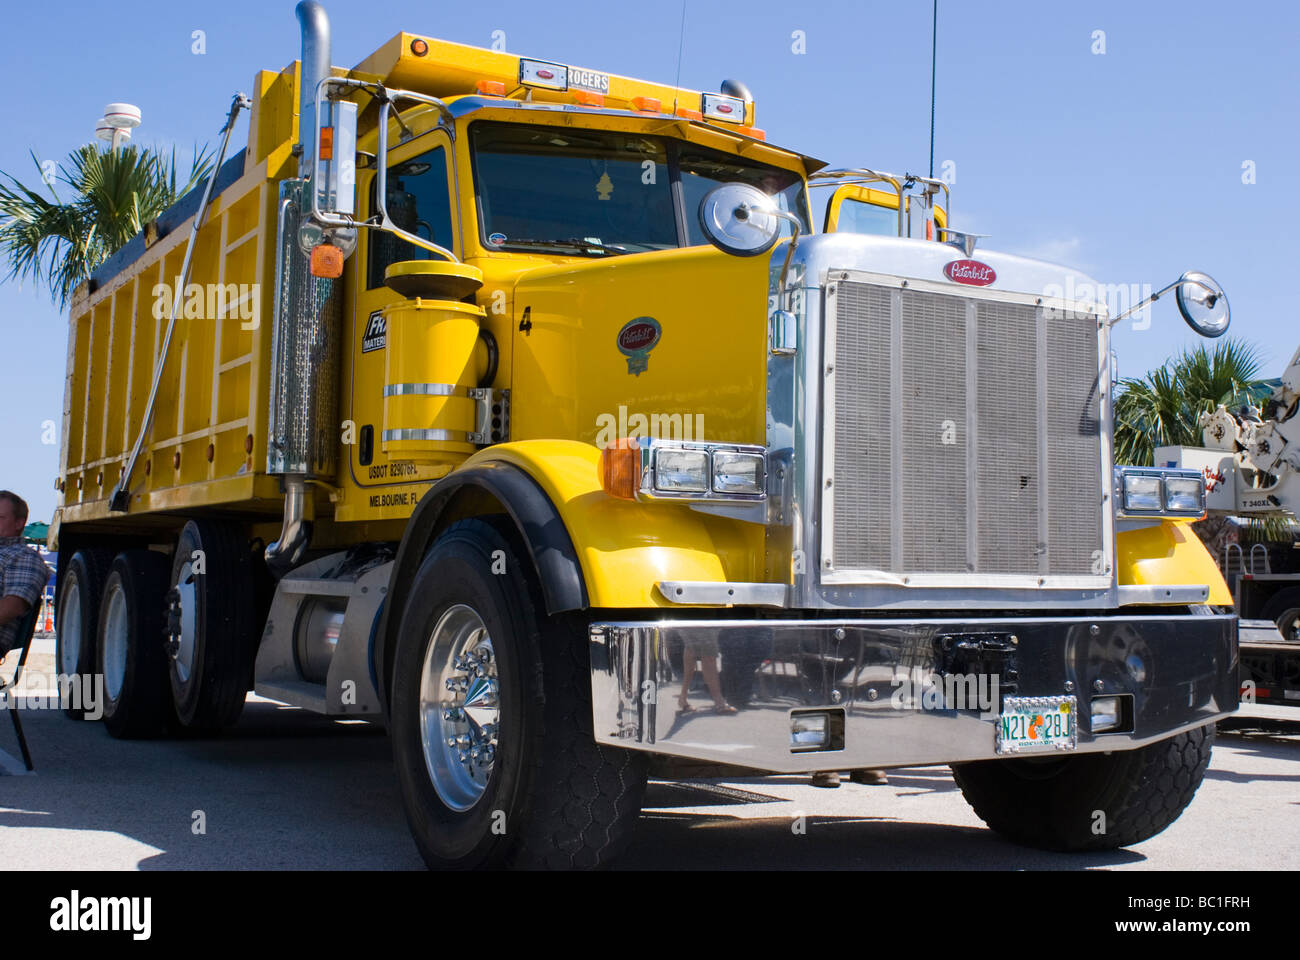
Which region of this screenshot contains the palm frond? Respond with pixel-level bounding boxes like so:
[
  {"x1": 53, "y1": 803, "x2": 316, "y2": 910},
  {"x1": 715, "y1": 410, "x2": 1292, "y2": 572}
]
[
  {"x1": 0, "y1": 141, "x2": 213, "y2": 307},
  {"x1": 1113, "y1": 338, "x2": 1270, "y2": 466}
]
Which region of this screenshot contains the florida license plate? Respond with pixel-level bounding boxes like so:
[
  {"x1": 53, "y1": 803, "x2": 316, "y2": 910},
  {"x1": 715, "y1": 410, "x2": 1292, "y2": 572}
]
[{"x1": 995, "y1": 696, "x2": 1077, "y2": 754}]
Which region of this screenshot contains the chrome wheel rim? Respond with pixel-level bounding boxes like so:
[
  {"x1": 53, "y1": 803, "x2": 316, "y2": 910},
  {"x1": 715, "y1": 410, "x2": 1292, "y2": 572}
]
[
  {"x1": 1278, "y1": 607, "x2": 1300, "y2": 644},
  {"x1": 419, "y1": 604, "x2": 500, "y2": 812},
  {"x1": 102, "y1": 582, "x2": 129, "y2": 702},
  {"x1": 170, "y1": 563, "x2": 198, "y2": 684},
  {"x1": 58, "y1": 577, "x2": 82, "y2": 675}
]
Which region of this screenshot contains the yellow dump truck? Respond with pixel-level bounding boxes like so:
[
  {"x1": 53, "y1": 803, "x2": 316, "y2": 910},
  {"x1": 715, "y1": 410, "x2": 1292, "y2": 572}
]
[{"x1": 52, "y1": 1, "x2": 1239, "y2": 868}]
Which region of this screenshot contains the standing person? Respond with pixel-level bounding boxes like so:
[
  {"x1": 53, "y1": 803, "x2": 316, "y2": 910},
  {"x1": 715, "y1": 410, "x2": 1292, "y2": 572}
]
[{"x1": 0, "y1": 491, "x2": 48, "y2": 662}]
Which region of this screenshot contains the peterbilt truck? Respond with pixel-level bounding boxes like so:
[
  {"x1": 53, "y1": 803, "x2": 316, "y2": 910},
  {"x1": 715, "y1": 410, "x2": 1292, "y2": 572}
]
[{"x1": 51, "y1": 1, "x2": 1238, "y2": 868}]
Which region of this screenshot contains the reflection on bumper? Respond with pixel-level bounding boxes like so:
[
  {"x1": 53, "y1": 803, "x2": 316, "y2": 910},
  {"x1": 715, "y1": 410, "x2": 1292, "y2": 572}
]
[{"x1": 588, "y1": 614, "x2": 1237, "y2": 774}]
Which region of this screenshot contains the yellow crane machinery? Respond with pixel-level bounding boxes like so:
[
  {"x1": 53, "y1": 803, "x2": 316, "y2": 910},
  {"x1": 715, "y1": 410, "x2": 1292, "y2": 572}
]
[{"x1": 52, "y1": 1, "x2": 1238, "y2": 868}]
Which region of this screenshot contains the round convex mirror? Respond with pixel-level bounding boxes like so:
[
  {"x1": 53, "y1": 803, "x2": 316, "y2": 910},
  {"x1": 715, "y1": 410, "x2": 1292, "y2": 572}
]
[
  {"x1": 698, "y1": 183, "x2": 781, "y2": 257},
  {"x1": 1175, "y1": 271, "x2": 1230, "y2": 338}
]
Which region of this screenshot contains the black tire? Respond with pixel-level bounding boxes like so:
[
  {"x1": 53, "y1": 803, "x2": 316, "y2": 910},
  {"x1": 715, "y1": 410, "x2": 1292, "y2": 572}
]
[
  {"x1": 55, "y1": 548, "x2": 113, "y2": 720},
  {"x1": 951, "y1": 723, "x2": 1215, "y2": 851},
  {"x1": 1260, "y1": 587, "x2": 1300, "y2": 643},
  {"x1": 390, "y1": 517, "x2": 647, "y2": 870},
  {"x1": 165, "y1": 520, "x2": 258, "y2": 732},
  {"x1": 96, "y1": 551, "x2": 173, "y2": 738}
]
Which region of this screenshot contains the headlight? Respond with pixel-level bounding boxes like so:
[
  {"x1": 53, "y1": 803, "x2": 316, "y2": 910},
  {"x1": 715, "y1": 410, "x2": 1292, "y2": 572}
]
[
  {"x1": 711, "y1": 451, "x2": 765, "y2": 496},
  {"x1": 1163, "y1": 476, "x2": 1204, "y2": 513},
  {"x1": 654, "y1": 448, "x2": 709, "y2": 493},
  {"x1": 1122, "y1": 474, "x2": 1163, "y2": 512},
  {"x1": 615, "y1": 439, "x2": 767, "y2": 503},
  {"x1": 1115, "y1": 467, "x2": 1205, "y2": 518}
]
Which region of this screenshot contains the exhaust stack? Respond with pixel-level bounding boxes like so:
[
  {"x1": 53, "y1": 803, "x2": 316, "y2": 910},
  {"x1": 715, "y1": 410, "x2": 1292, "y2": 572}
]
[{"x1": 265, "y1": 0, "x2": 342, "y2": 577}]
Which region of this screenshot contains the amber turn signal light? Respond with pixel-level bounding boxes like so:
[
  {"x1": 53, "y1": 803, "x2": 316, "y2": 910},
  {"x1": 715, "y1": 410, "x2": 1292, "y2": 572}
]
[
  {"x1": 600, "y1": 437, "x2": 641, "y2": 500},
  {"x1": 311, "y1": 243, "x2": 344, "y2": 278}
]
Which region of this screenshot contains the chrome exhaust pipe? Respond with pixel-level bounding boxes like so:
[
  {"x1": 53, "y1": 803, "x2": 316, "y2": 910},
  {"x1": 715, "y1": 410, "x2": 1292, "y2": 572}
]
[
  {"x1": 296, "y1": 0, "x2": 331, "y2": 179},
  {"x1": 265, "y1": 1, "x2": 339, "y2": 578},
  {"x1": 266, "y1": 477, "x2": 311, "y2": 577}
]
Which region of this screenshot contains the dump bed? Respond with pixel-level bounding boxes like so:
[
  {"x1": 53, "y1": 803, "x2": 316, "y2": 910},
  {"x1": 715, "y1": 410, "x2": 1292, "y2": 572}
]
[{"x1": 56, "y1": 66, "x2": 303, "y2": 529}]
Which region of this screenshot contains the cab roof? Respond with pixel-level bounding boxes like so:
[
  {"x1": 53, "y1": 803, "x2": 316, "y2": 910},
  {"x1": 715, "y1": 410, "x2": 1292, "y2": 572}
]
[{"x1": 350, "y1": 32, "x2": 826, "y2": 175}]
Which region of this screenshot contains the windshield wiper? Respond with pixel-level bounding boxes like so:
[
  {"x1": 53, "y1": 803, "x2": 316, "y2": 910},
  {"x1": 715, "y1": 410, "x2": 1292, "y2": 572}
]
[{"x1": 493, "y1": 237, "x2": 628, "y2": 255}]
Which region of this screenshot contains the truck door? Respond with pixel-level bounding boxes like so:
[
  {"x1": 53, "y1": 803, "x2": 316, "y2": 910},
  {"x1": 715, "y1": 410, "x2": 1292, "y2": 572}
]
[{"x1": 345, "y1": 129, "x2": 460, "y2": 489}]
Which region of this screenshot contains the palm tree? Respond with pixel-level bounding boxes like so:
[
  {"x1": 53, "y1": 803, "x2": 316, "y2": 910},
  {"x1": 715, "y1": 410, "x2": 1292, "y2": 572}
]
[
  {"x1": 0, "y1": 143, "x2": 212, "y2": 307},
  {"x1": 1113, "y1": 338, "x2": 1273, "y2": 467}
]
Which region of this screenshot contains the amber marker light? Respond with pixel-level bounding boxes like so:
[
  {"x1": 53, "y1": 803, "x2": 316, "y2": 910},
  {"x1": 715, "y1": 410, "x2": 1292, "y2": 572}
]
[
  {"x1": 311, "y1": 244, "x2": 344, "y2": 278},
  {"x1": 410, "y1": 38, "x2": 429, "y2": 56},
  {"x1": 600, "y1": 437, "x2": 641, "y2": 500},
  {"x1": 476, "y1": 80, "x2": 507, "y2": 96}
]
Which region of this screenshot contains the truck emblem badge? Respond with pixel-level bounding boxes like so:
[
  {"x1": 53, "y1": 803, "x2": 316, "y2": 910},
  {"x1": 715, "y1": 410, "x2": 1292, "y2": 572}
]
[
  {"x1": 943, "y1": 259, "x2": 996, "y2": 286},
  {"x1": 617, "y1": 317, "x2": 661, "y2": 376},
  {"x1": 362, "y1": 310, "x2": 386, "y2": 352}
]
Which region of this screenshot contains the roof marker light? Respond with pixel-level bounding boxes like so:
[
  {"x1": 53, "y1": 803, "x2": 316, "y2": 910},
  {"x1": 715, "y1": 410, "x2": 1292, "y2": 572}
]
[
  {"x1": 409, "y1": 38, "x2": 429, "y2": 56},
  {"x1": 701, "y1": 93, "x2": 746, "y2": 123},
  {"x1": 631, "y1": 96, "x2": 661, "y2": 113},
  {"x1": 573, "y1": 89, "x2": 605, "y2": 107},
  {"x1": 519, "y1": 58, "x2": 568, "y2": 90}
]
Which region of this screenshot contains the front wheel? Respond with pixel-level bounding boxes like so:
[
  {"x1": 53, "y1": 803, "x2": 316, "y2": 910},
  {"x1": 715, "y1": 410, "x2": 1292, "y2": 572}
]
[
  {"x1": 390, "y1": 517, "x2": 647, "y2": 869},
  {"x1": 951, "y1": 724, "x2": 1214, "y2": 851}
]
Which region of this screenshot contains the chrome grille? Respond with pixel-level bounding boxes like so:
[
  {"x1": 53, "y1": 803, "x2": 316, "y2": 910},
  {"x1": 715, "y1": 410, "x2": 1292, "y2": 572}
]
[{"x1": 825, "y1": 278, "x2": 1104, "y2": 582}]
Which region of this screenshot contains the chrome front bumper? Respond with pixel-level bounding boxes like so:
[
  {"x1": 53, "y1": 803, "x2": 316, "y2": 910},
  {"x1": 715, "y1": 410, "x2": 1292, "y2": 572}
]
[{"x1": 588, "y1": 613, "x2": 1237, "y2": 773}]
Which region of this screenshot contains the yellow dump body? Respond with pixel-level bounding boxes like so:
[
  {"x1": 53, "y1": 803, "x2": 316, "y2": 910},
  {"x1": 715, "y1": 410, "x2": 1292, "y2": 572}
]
[{"x1": 58, "y1": 65, "x2": 304, "y2": 530}]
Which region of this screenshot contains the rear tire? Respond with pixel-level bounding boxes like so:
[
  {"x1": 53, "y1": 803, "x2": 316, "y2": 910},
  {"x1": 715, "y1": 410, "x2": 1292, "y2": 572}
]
[
  {"x1": 1260, "y1": 587, "x2": 1300, "y2": 643},
  {"x1": 390, "y1": 517, "x2": 647, "y2": 870},
  {"x1": 165, "y1": 520, "x2": 258, "y2": 732},
  {"x1": 97, "y1": 551, "x2": 172, "y2": 738},
  {"x1": 55, "y1": 548, "x2": 113, "y2": 720},
  {"x1": 951, "y1": 723, "x2": 1214, "y2": 851}
]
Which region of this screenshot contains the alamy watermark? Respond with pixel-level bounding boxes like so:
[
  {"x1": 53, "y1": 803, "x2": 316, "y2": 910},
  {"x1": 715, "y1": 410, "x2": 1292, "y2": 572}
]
[
  {"x1": 890, "y1": 666, "x2": 999, "y2": 719},
  {"x1": 1042, "y1": 276, "x2": 1154, "y2": 330},
  {"x1": 152, "y1": 279, "x2": 260, "y2": 330},
  {"x1": 1, "y1": 671, "x2": 104, "y2": 720},
  {"x1": 594, "y1": 404, "x2": 705, "y2": 448}
]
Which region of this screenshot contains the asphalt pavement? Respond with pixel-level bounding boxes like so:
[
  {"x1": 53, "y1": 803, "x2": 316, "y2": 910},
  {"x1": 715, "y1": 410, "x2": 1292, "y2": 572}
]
[{"x1": 2, "y1": 636, "x2": 1296, "y2": 870}]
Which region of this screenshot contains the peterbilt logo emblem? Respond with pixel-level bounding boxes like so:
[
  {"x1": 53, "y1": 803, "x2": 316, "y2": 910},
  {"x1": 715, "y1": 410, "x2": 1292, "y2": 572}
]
[
  {"x1": 617, "y1": 317, "x2": 661, "y2": 376},
  {"x1": 943, "y1": 259, "x2": 996, "y2": 286}
]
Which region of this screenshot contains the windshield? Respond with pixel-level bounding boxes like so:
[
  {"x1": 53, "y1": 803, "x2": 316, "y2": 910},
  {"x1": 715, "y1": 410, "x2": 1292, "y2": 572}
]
[{"x1": 470, "y1": 121, "x2": 808, "y2": 256}]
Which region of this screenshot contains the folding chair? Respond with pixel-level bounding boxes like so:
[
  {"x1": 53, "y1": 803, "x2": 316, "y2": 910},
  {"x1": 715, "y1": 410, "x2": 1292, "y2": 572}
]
[{"x1": 1, "y1": 602, "x2": 40, "y2": 772}]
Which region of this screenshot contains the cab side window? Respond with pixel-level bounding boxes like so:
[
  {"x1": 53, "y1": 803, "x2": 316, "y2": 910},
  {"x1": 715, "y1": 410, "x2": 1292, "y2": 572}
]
[
  {"x1": 366, "y1": 146, "x2": 454, "y2": 289},
  {"x1": 834, "y1": 198, "x2": 899, "y2": 237}
]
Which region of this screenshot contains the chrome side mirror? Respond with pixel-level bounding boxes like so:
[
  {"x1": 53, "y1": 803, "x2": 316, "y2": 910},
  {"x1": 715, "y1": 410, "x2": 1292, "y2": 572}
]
[
  {"x1": 699, "y1": 183, "x2": 781, "y2": 257},
  {"x1": 1175, "y1": 271, "x2": 1230, "y2": 338},
  {"x1": 1108, "y1": 269, "x2": 1230, "y2": 338}
]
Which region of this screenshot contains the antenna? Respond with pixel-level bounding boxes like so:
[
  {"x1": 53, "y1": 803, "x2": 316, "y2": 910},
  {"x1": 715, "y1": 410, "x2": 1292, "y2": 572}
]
[
  {"x1": 928, "y1": 0, "x2": 937, "y2": 178},
  {"x1": 97, "y1": 102, "x2": 141, "y2": 153},
  {"x1": 672, "y1": 1, "x2": 688, "y2": 115}
]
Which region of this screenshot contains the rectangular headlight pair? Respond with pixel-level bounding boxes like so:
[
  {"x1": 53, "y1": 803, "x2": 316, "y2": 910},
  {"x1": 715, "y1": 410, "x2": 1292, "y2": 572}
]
[
  {"x1": 646, "y1": 441, "x2": 767, "y2": 501},
  {"x1": 1116, "y1": 467, "x2": 1205, "y2": 517}
]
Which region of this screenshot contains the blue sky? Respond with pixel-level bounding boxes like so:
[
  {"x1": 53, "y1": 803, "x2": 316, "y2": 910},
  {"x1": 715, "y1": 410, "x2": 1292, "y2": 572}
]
[{"x1": 2, "y1": 0, "x2": 1297, "y2": 523}]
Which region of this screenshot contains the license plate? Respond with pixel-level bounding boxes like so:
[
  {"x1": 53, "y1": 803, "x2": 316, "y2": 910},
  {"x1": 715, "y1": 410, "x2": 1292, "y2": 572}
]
[{"x1": 995, "y1": 696, "x2": 1077, "y2": 754}]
